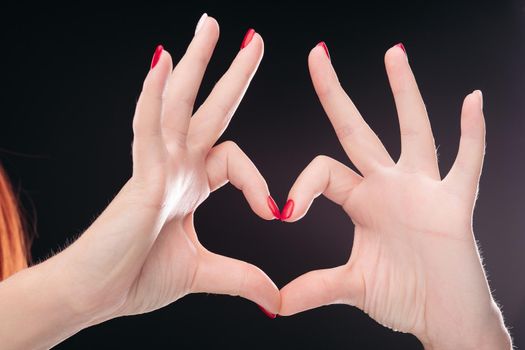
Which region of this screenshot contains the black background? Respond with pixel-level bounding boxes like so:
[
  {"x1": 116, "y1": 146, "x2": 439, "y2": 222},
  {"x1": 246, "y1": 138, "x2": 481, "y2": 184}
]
[{"x1": 1, "y1": 1, "x2": 524, "y2": 349}]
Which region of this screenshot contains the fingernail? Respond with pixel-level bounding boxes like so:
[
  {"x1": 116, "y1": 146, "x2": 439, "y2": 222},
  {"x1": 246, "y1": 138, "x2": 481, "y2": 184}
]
[
  {"x1": 195, "y1": 13, "x2": 208, "y2": 35},
  {"x1": 280, "y1": 199, "x2": 294, "y2": 221},
  {"x1": 317, "y1": 41, "x2": 330, "y2": 60},
  {"x1": 395, "y1": 42, "x2": 406, "y2": 55},
  {"x1": 150, "y1": 44, "x2": 163, "y2": 69},
  {"x1": 257, "y1": 304, "x2": 277, "y2": 319},
  {"x1": 267, "y1": 196, "x2": 281, "y2": 220},
  {"x1": 240, "y1": 28, "x2": 256, "y2": 49}
]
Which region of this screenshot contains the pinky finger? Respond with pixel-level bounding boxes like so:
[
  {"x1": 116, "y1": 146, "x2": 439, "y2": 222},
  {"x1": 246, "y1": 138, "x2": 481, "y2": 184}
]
[
  {"x1": 132, "y1": 46, "x2": 172, "y2": 175},
  {"x1": 443, "y1": 91, "x2": 486, "y2": 198}
]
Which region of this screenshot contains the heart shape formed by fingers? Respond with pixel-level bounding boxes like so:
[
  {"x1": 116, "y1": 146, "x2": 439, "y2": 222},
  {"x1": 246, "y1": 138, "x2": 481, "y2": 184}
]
[{"x1": 116, "y1": 15, "x2": 489, "y2": 348}]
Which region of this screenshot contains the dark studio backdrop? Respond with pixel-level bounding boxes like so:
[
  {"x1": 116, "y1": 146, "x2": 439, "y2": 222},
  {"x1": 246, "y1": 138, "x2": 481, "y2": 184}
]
[{"x1": 0, "y1": 1, "x2": 524, "y2": 349}]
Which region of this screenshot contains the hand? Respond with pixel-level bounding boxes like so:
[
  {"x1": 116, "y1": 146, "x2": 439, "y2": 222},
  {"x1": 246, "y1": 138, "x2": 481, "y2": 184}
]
[
  {"x1": 56, "y1": 17, "x2": 280, "y2": 324},
  {"x1": 279, "y1": 43, "x2": 511, "y2": 349}
]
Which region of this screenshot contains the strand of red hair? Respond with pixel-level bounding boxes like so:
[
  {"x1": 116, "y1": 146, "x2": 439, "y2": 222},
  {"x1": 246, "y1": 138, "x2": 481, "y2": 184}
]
[{"x1": 0, "y1": 165, "x2": 28, "y2": 280}]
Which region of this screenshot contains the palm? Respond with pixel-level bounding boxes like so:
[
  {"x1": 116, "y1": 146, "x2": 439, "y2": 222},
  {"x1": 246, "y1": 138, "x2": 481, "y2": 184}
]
[
  {"x1": 344, "y1": 167, "x2": 475, "y2": 334},
  {"x1": 280, "y1": 43, "x2": 494, "y2": 345},
  {"x1": 123, "y1": 215, "x2": 201, "y2": 315},
  {"x1": 123, "y1": 153, "x2": 210, "y2": 314}
]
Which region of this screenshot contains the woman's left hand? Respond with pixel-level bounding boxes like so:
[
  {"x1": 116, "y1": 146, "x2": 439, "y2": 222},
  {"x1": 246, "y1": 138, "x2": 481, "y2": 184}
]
[{"x1": 278, "y1": 43, "x2": 511, "y2": 349}]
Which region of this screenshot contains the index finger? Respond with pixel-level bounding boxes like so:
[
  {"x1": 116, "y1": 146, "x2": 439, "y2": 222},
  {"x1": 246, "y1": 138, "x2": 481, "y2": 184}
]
[{"x1": 309, "y1": 43, "x2": 394, "y2": 176}]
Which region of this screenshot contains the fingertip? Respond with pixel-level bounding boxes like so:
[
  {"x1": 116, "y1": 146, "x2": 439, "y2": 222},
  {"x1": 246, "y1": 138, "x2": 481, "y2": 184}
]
[
  {"x1": 461, "y1": 90, "x2": 486, "y2": 137},
  {"x1": 253, "y1": 32, "x2": 264, "y2": 48},
  {"x1": 384, "y1": 43, "x2": 408, "y2": 74},
  {"x1": 308, "y1": 43, "x2": 329, "y2": 69},
  {"x1": 473, "y1": 89, "x2": 483, "y2": 110},
  {"x1": 267, "y1": 195, "x2": 282, "y2": 220},
  {"x1": 244, "y1": 191, "x2": 277, "y2": 222},
  {"x1": 257, "y1": 304, "x2": 277, "y2": 319},
  {"x1": 145, "y1": 47, "x2": 172, "y2": 87},
  {"x1": 241, "y1": 31, "x2": 264, "y2": 57},
  {"x1": 463, "y1": 90, "x2": 484, "y2": 116},
  {"x1": 259, "y1": 208, "x2": 277, "y2": 221},
  {"x1": 139, "y1": 47, "x2": 173, "y2": 107},
  {"x1": 253, "y1": 270, "x2": 281, "y2": 315},
  {"x1": 196, "y1": 15, "x2": 219, "y2": 40},
  {"x1": 158, "y1": 49, "x2": 173, "y2": 73},
  {"x1": 207, "y1": 15, "x2": 220, "y2": 33},
  {"x1": 279, "y1": 199, "x2": 295, "y2": 222},
  {"x1": 386, "y1": 42, "x2": 407, "y2": 59}
]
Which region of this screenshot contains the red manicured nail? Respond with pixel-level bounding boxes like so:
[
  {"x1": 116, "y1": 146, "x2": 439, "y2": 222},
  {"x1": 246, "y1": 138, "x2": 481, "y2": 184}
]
[
  {"x1": 280, "y1": 199, "x2": 294, "y2": 221},
  {"x1": 317, "y1": 41, "x2": 330, "y2": 60},
  {"x1": 257, "y1": 304, "x2": 277, "y2": 319},
  {"x1": 396, "y1": 42, "x2": 406, "y2": 55},
  {"x1": 240, "y1": 28, "x2": 256, "y2": 49},
  {"x1": 150, "y1": 44, "x2": 163, "y2": 69},
  {"x1": 267, "y1": 196, "x2": 281, "y2": 220}
]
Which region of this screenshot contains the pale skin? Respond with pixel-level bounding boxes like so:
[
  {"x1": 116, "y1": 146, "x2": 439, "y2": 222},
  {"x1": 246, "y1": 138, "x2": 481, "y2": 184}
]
[
  {"x1": 0, "y1": 16, "x2": 280, "y2": 349},
  {"x1": 279, "y1": 44, "x2": 512, "y2": 349},
  {"x1": 0, "y1": 16, "x2": 512, "y2": 350}
]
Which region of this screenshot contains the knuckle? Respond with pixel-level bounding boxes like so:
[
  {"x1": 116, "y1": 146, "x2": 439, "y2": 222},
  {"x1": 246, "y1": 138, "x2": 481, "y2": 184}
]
[
  {"x1": 194, "y1": 51, "x2": 210, "y2": 68},
  {"x1": 334, "y1": 122, "x2": 364, "y2": 141},
  {"x1": 235, "y1": 265, "x2": 250, "y2": 297},
  {"x1": 163, "y1": 94, "x2": 193, "y2": 118},
  {"x1": 220, "y1": 140, "x2": 240, "y2": 153},
  {"x1": 312, "y1": 155, "x2": 331, "y2": 167}
]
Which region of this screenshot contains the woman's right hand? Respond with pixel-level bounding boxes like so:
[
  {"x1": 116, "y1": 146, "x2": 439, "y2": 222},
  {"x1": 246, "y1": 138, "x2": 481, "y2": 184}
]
[{"x1": 0, "y1": 15, "x2": 280, "y2": 349}]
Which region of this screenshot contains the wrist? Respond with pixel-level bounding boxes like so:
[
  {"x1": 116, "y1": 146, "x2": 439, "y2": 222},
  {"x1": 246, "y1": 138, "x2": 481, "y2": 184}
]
[
  {"x1": 48, "y1": 179, "x2": 168, "y2": 325},
  {"x1": 420, "y1": 302, "x2": 512, "y2": 350},
  {"x1": 0, "y1": 257, "x2": 91, "y2": 349}
]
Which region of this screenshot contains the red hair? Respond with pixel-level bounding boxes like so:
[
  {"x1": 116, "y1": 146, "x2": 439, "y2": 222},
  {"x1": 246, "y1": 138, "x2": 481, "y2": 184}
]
[{"x1": 0, "y1": 164, "x2": 28, "y2": 280}]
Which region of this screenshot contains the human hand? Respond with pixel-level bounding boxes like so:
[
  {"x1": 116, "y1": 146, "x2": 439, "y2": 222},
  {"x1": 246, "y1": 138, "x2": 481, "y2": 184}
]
[
  {"x1": 56, "y1": 15, "x2": 280, "y2": 325},
  {"x1": 279, "y1": 43, "x2": 511, "y2": 349}
]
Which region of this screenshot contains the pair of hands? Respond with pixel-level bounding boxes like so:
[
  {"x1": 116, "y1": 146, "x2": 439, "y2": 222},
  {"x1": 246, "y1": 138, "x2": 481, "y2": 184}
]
[{"x1": 55, "y1": 15, "x2": 509, "y2": 349}]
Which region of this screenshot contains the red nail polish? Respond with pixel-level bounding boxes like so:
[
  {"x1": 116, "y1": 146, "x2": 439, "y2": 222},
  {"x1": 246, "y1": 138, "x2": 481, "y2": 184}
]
[
  {"x1": 280, "y1": 199, "x2": 294, "y2": 221},
  {"x1": 150, "y1": 44, "x2": 163, "y2": 69},
  {"x1": 396, "y1": 43, "x2": 406, "y2": 54},
  {"x1": 257, "y1": 304, "x2": 277, "y2": 319},
  {"x1": 240, "y1": 28, "x2": 255, "y2": 49},
  {"x1": 317, "y1": 41, "x2": 330, "y2": 60},
  {"x1": 267, "y1": 196, "x2": 281, "y2": 220}
]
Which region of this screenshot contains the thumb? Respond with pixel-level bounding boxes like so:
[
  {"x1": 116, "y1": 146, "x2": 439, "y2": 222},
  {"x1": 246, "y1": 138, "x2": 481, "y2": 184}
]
[
  {"x1": 279, "y1": 265, "x2": 364, "y2": 316},
  {"x1": 191, "y1": 250, "x2": 280, "y2": 317}
]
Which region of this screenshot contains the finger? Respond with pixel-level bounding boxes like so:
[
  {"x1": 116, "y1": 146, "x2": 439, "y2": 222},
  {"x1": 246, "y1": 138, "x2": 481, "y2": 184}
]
[
  {"x1": 132, "y1": 47, "x2": 172, "y2": 175},
  {"x1": 279, "y1": 265, "x2": 364, "y2": 316},
  {"x1": 443, "y1": 90, "x2": 486, "y2": 197},
  {"x1": 161, "y1": 15, "x2": 220, "y2": 151},
  {"x1": 282, "y1": 155, "x2": 362, "y2": 222},
  {"x1": 309, "y1": 43, "x2": 394, "y2": 176},
  {"x1": 384, "y1": 44, "x2": 439, "y2": 178},
  {"x1": 188, "y1": 31, "x2": 264, "y2": 151},
  {"x1": 192, "y1": 250, "x2": 281, "y2": 316},
  {"x1": 206, "y1": 141, "x2": 277, "y2": 220}
]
